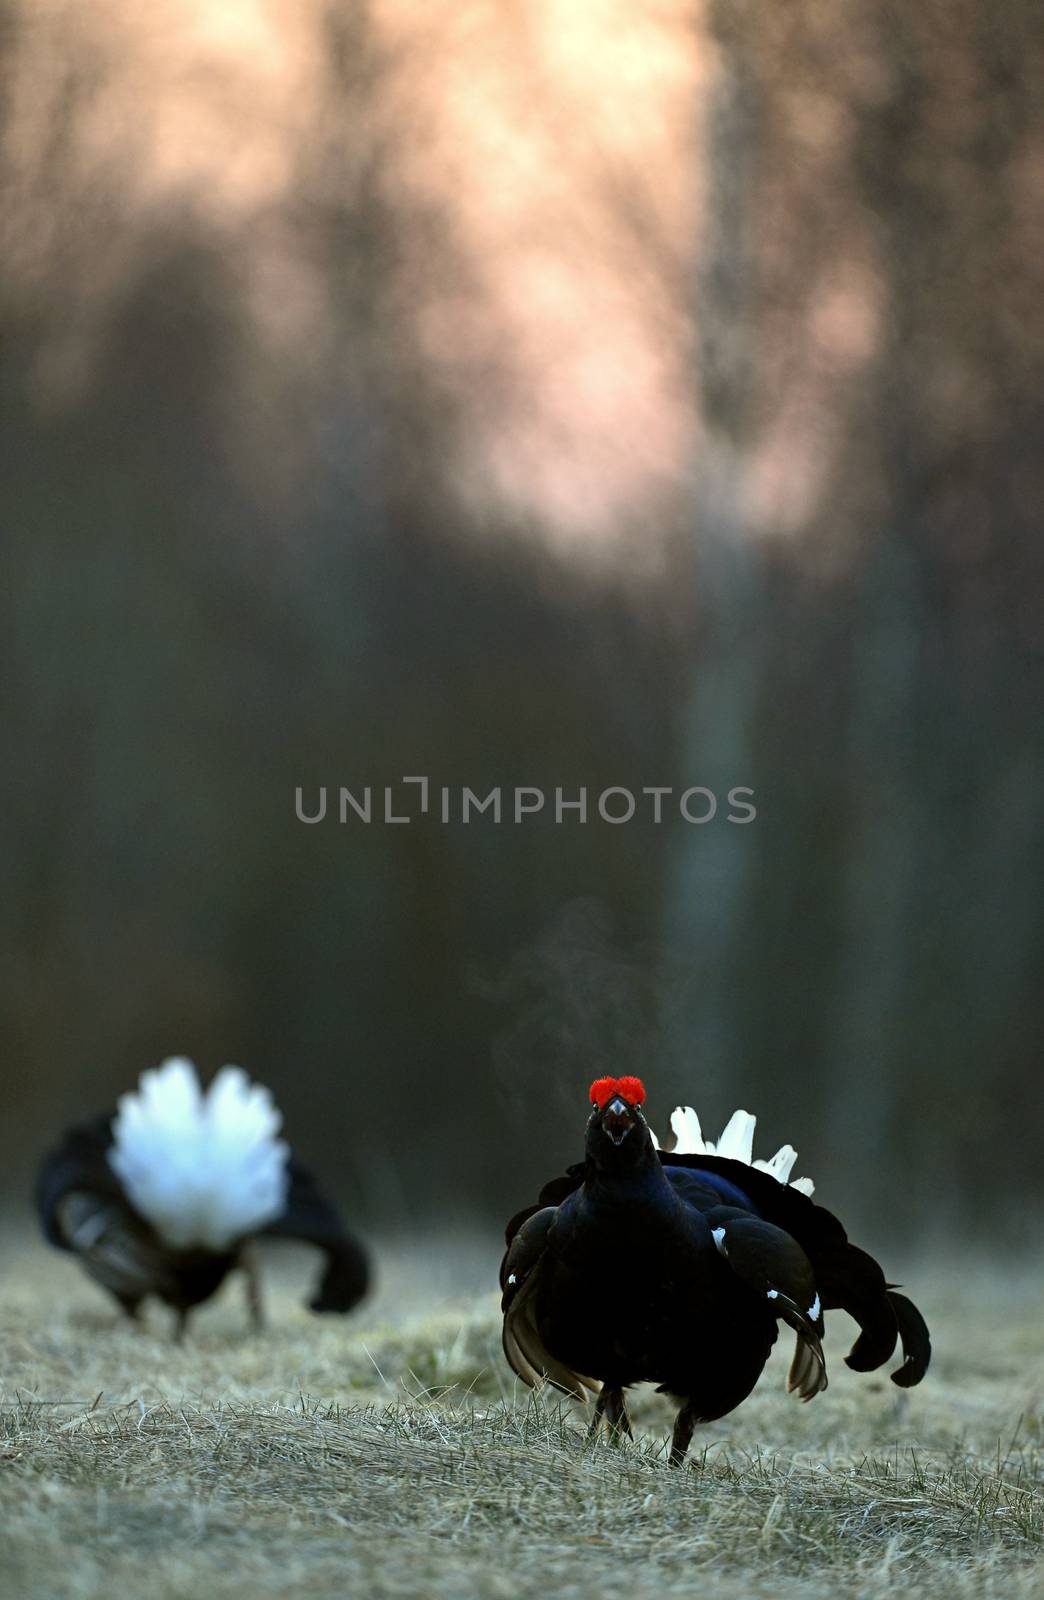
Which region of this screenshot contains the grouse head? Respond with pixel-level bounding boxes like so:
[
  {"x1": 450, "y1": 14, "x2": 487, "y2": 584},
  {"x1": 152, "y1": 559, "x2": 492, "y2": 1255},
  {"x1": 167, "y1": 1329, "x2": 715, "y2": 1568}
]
[{"x1": 586, "y1": 1076, "x2": 654, "y2": 1172}]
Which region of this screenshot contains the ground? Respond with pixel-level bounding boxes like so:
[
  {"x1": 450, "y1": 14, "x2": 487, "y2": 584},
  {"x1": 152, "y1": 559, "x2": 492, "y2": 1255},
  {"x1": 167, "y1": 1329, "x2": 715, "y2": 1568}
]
[{"x1": 1, "y1": 1231, "x2": 1041, "y2": 1599}]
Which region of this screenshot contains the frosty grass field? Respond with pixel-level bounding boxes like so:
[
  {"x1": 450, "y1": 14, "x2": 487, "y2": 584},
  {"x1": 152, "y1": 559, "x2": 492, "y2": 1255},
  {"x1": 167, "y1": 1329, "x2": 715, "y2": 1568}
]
[{"x1": 1, "y1": 1232, "x2": 1041, "y2": 1600}]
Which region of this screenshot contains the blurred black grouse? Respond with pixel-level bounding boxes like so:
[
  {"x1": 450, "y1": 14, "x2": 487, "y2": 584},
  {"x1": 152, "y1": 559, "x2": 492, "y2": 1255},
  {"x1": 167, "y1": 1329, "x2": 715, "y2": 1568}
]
[
  {"x1": 37, "y1": 1057, "x2": 369, "y2": 1336},
  {"x1": 501, "y1": 1076, "x2": 930, "y2": 1464}
]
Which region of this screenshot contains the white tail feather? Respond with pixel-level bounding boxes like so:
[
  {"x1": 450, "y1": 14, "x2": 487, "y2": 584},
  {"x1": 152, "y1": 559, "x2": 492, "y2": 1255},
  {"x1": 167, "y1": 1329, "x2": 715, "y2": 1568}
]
[
  {"x1": 108, "y1": 1058, "x2": 290, "y2": 1250},
  {"x1": 653, "y1": 1103, "x2": 814, "y2": 1195},
  {"x1": 714, "y1": 1109, "x2": 756, "y2": 1164}
]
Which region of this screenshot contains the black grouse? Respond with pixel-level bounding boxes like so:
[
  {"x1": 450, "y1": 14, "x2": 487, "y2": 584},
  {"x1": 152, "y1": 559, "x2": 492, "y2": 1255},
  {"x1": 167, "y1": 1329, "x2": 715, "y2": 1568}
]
[
  {"x1": 37, "y1": 1057, "x2": 370, "y2": 1336},
  {"x1": 501, "y1": 1075, "x2": 930, "y2": 1465}
]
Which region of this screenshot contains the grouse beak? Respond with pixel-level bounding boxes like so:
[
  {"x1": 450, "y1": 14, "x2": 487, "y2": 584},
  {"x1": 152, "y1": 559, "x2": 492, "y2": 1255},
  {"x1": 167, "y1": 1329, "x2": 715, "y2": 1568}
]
[{"x1": 602, "y1": 1096, "x2": 636, "y2": 1145}]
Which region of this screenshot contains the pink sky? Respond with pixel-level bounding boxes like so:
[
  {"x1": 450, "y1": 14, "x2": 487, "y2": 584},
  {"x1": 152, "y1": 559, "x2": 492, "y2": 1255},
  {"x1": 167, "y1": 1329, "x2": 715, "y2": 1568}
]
[{"x1": 6, "y1": 0, "x2": 702, "y2": 562}]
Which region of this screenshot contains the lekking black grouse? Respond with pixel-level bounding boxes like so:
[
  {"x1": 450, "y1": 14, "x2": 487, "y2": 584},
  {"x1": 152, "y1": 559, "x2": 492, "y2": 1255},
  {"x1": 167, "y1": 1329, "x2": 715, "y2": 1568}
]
[
  {"x1": 501, "y1": 1075, "x2": 930, "y2": 1464},
  {"x1": 37, "y1": 1057, "x2": 370, "y2": 1336}
]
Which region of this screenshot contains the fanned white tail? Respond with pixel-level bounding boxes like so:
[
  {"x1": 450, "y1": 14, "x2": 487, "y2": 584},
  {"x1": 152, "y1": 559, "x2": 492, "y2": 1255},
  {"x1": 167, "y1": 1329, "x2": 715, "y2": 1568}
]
[
  {"x1": 652, "y1": 1105, "x2": 814, "y2": 1195},
  {"x1": 108, "y1": 1058, "x2": 290, "y2": 1250}
]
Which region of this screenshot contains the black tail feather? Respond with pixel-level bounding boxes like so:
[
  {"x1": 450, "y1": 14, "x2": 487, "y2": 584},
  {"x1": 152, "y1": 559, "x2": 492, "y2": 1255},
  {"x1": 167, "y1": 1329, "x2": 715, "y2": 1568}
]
[
  {"x1": 824, "y1": 1242, "x2": 899, "y2": 1372},
  {"x1": 661, "y1": 1154, "x2": 933, "y2": 1382},
  {"x1": 261, "y1": 1162, "x2": 370, "y2": 1314},
  {"x1": 887, "y1": 1290, "x2": 932, "y2": 1387}
]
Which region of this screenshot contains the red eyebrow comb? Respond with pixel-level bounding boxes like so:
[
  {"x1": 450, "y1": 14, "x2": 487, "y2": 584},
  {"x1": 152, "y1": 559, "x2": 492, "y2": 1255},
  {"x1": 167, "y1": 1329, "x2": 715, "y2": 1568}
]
[{"x1": 589, "y1": 1076, "x2": 646, "y2": 1109}]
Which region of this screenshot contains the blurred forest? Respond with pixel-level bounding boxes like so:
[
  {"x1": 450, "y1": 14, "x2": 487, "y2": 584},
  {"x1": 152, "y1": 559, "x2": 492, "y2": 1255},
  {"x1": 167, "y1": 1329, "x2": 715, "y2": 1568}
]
[{"x1": 1, "y1": 0, "x2": 1041, "y2": 1241}]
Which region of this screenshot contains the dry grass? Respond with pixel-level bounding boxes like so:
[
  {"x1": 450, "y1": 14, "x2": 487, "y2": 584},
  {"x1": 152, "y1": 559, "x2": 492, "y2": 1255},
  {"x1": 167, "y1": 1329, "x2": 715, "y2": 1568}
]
[{"x1": 1, "y1": 1232, "x2": 1042, "y2": 1599}]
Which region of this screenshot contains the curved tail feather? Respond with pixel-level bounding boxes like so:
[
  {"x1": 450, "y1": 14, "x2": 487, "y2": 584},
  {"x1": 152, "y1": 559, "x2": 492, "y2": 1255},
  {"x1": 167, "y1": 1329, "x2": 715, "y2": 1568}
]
[
  {"x1": 887, "y1": 1289, "x2": 932, "y2": 1387},
  {"x1": 260, "y1": 1161, "x2": 370, "y2": 1313}
]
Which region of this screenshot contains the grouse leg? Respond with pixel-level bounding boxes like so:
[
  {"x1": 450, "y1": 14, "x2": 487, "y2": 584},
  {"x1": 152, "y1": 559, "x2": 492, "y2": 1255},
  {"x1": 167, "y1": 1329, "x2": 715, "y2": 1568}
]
[
  {"x1": 173, "y1": 1307, "x2": 190, "y2": 1343},
  {"x1": 669, "y1": 1401, "x2": 700, "y2": 1467},
  {"x1": 604, "y1": 1388, "x2": 633, "y2": 1444},
  {"x1": 115, "y1": 1294, "x2": 143, "y2": 1325},
  {"x1": 589, "y1": 1387, "x2": 632, "y2": 1445},
  {"x1": 241, "y1": 1245, "x2": 265, "y2": 1332},
  {"x1": 587, "y1": 1388, "x2": 609, "y2": 1440}
]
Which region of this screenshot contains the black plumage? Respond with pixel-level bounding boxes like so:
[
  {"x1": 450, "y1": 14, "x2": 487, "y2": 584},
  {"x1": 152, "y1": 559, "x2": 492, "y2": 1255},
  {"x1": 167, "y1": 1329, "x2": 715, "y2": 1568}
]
[
  {"x1": 501, "y1": 1078, "x2": 930, "y2": 1464},
  {"x1": 37, "y1": 1107, "x2": 369, "y2": 1336}
]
